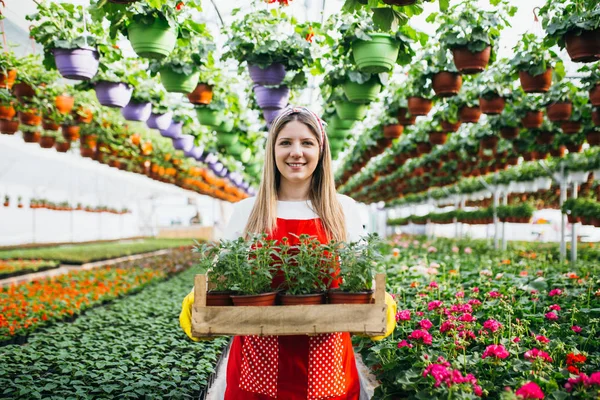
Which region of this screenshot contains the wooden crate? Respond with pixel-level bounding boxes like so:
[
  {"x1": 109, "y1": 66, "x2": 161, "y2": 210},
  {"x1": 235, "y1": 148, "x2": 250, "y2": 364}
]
[{"x1": 191, "y1": 274, "x2": 388, "y2": 337}]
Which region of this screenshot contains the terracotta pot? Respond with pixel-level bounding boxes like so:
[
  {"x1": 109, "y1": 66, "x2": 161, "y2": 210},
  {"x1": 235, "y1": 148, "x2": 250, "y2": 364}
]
[
  {"x1": 397, "y1": 107, "x2": 417, "y2": 125},
  {"x1": 80, "y1": 147, "x2": 95, "y2": 158},
  {"x1": 328, "y1": 290, "x2": 373, "y2": 304},
  {"x1": 479, "y1": 96, "x2": 505, "y2": 115},
  {"x1": 23, "y1": 130, "x2": 41, "y2": 143},
  {"x1": 12, "y1": 82, "x2": 36, "y2": 101},
  {"x1": 519, "y1": 69, "x2": 552, "y2": 93},
  {"x1": 279, "y1": 293, "x2": 326, "y2": 306},
  {"x1": 231, "y1": 292, "x2": 277, "y2": 306},
  {"x1": 549, "y1": 145, "x2": 567, "y2": 158},
  {"x1": 18, "y1": 110, "x2": 42, "y2": 126},
  {"x1": 0, "y1": 104, "x2": 16, "y2": 121},
  {"x1": 80, "y1": 134, "x2": 98, "y2": 150},
  {"x1": 416, "y1": 142, "x2": 432, "y2": 155},
  {"x1": 588, "y1": 84, "x2": 600, "y2": 106},
  {"x1": 566, "y1": 143, "x2": 583, "y2": 153},
  {"x1": 480, "y1": 136, "x2": 499, "y2": 150},
  {"x1": 206, "y1": 291, "x2": 234, "y2": 306},
  {"x1": 428, "y1": 131, "x2": 448, "y2": 145},
  {"x1": 586, "y1": 130, "x2": 600, "y2": 146},
  {"x1": 535, "y1": 131, "x2": 554, "y2": 145},
  {"x1": 74, "y1": 108, "x2": 93, "y2": 123},
  {"x1": 507, "y1": 156, "x2": 519, "y2": 166},
  {"x1": 0, "y1": 70, "x2": 17, "y2": 89},
  {"x1": 500, "y1": 127, "x2": 519, "y2": 139},
  {"x1": 560, "y1": 120, "x2": 582, "y2": 134},
  {"x1": 407, "y1": 97, "x2": 433, "y2": 116},
  {"x1": 39, "y1": 136, "x2": 56, "y2": 148},
  {"x1": 42, "y1": 119, "x2": 60, "y2": 131},
  {"x1": 61, "y1": 125, "x2": 80, "y2": 141},
  {"x1": 55, "y1": 95, "x2": 75, "y2": 114},
  {"x1": 459, "y1": 106, "x2": 482, "y2": 123},
  {"x1": 451, "y1": 46, "x2": 491, "y2": 74},
  {"x1": 54, "y1": 141, "x2": 71, "y2": 152},
  {"x1": 187, "y1": 83, "x2": 213, "y2": 105},
  {"x1": 593, "y1": 109, "x2": 600, "y2": 126},
  {"x1": 521, "y1": 111, "x2": 544, "y2": 129},
  {"x1": 564, "y1": 29, "x2": 600, "y2": 63},
  {"x1": 383, "y1": 124, "x2": 404, "y2": 139},
  {"x1": 432, "y1": 71, "x2": 462, "y2": 97},
  {"x1": 522, "y1": 152, "x2": 536, "y2": 162},
  {"x1": 547, "y1": 102, "x2": 573, "y2": 122},
  {"x1": 0, "y1": 119, "x2": 18, "y2": 134},
  {"x1": 441, "y1": 120, "x2": 461, "y2": 132}
]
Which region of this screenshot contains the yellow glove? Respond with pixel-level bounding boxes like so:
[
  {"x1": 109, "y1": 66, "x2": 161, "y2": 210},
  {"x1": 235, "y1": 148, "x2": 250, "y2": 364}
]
[
  {"x1": 179, "y1": 289, "x2": 219, "y2": 342},
  {"x1": 366, "y1": 292, "x2": 397, "y2": 341}
]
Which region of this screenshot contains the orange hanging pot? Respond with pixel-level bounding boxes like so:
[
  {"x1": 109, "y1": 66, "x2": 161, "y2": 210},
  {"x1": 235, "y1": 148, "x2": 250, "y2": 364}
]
[
  {"x1": 0, "y1": 104, "x2": 16, "y2": 120},
  {"x1": 0, "y1": 70, "x2": 17, "y2": 90},
  {"x1": 55, "y1": 95, "x2": 75, "y2": 114}
]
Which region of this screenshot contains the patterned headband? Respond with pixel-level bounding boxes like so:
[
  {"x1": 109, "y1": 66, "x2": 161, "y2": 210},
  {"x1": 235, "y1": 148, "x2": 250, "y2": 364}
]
[{"x1": 276, "y1": 106, "x2": 327, "y2": 151}]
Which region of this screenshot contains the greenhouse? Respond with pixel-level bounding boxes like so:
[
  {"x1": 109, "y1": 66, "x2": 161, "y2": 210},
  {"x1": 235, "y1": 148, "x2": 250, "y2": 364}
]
[{"x1": 1, "y1": 0, "x2": 600, "y2": 398}]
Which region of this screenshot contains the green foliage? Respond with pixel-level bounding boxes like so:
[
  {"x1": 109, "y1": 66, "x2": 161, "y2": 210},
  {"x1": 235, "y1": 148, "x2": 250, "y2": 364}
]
[
  {"x1": 509, "y1": 33, "x2": 562, "y2": 78},
  {"x1": 278, "y1": 234, "x2": 332, "y2": 295},
  {"x1": 539, "y1": 0, "x2": 600, "y2": 49},
  {"x1": 337, "y1": 233, "x2": 383, "y2": 292}
]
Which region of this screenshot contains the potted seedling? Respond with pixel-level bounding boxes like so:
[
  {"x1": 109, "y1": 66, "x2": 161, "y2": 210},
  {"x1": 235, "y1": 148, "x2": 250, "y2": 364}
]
[
  {"x1": 475, "y1": 61, "x2": 513, "y2": 115},
  {"x1": 544, "y1": 81, "x2": 576, "y2": 122},
  {"x1": 436, "y1": 96, "x2": 462, "y2": 132},
  {"x1": 0, "y1": 89, "x2": 16, "y2": 121},
  {"x1": 514, "y1": 94, "x2": 545, "y2": 129},
  {"x1": 423, "y1": 46, "x2": 462, "y2": 97},
  {"x1": 456, "y1": 82, "x2": 481, "y2": 123},
  {"x1": 0, "y1": 50, "x2": 19, "y2": 89},
  {"x1": 193, "y1": 240, "x2": 233, "y2": 306},
  {"x1": 406, "y1": 65, "x2": 434, "y2": 116},
  {"x1": 509, "y1": 33, "x2": 563, "y2": 93},
  {"x1": 580, "y1": 63, "x2": 600, "y2": 106}
]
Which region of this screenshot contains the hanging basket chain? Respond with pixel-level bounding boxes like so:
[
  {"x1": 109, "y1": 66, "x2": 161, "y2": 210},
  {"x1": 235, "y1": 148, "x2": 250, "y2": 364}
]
[{"x1": 0, "y1": 0, "x2": 7, "y2": 53}]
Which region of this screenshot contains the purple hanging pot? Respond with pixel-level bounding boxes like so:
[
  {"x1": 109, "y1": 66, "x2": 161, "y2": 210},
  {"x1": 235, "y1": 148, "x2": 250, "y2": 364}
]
[
  {"x1": 192, "y1": 146, "x2": 205, "y2": 161},
  {"x1": 184, "y1": 146, "x2": 204, "y2": 160},
  {"x1": 253, "y1": 85, "x2": 290, "y2": 110},
  {"x1": 205, "y1": 153, "x2": 219, "y2": 165},
  {"x1": 209, "y1": 162, "x2": 224, "y2": 174},
  {"x1": 121, "y1": 101, "x2": 152, "y2": 122},
  {"x1": 241, "y1": 182, "x2": 250, "y2": 190},
  {"x1": 53, "y1": 48, "x2": 100, "y2": 81},
  {"x1": 172, "y1": 134, "x2": 194, "y2": 151},
  {"x1": 159, "y1": 121, "x2": 183, "y2": 139},
  {"x1": 95, "y1": 81, "x2": 133, "y2": 108},
  {"x1": 248, "y1": 63, "x2": 286, "y2": 86},
  {"x1": 147, "y1": 112, "x2": 173, "y2": 130},
  {"x1": 217, "y1": 167, "x2": 228, "y2": 177},
  {"x1": 263, "y1": 108, "x2": 283, "y2": 124}
]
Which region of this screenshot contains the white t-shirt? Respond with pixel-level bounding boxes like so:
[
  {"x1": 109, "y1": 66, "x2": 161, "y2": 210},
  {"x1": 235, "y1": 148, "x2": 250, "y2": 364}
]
[{"x1": 223, "y1": 194, "x2": 365, "y2": 242}]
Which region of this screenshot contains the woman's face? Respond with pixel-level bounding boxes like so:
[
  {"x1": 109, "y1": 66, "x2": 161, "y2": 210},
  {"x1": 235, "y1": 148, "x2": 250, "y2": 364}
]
[{"x1": 274, "y1": 120, "x2": 320, "y2": 186}]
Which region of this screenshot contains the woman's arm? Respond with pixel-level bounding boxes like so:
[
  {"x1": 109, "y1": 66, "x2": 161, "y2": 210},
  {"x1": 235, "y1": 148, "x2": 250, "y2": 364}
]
[
  {"x1": 222, "y1": 197, "x2": 256, "y2": 240},
  {"x1": 338, "y1": 194, "x2": 365, "y2": 242}
]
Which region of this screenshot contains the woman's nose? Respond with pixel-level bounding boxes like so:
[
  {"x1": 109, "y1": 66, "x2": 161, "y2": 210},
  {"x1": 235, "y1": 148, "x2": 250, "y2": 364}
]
[{"x1": 290, "y1": 143, "x2": 302, "y2": 157}]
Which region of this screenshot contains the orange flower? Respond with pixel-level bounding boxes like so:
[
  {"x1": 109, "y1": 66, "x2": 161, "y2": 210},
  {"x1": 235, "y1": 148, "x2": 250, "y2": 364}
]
[
  {"x1": 500, "y1": 259, "x2": 511, "y2": 265},
  {"x1": 305, "y1": 26, "x2": 315, "y2": 43},
  {"x1": 410, "y1": 281, "x2": 419, "y2": 288},
  {"x1": 141, "y1": 141, "x2": 153, "y2": 155},
  {"x1": 130, "y1": 133, "x2": 141, "y2": 146}
]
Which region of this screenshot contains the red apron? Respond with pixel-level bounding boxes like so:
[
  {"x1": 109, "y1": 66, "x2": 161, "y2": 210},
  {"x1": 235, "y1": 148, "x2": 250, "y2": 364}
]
[{"x1": 224, "y1": 218, "x2": 360, "y2": 399}]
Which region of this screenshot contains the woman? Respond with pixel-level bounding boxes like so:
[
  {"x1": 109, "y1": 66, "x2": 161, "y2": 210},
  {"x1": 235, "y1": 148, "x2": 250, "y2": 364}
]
[{"x1": 180, "y1": 107, "x2": 395, "y2": 399}]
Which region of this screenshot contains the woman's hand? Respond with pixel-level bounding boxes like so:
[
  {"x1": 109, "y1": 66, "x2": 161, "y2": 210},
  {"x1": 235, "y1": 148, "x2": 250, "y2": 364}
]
[
  {"x1": 364, "y1": 292, "x2": 397, "y2": 341},
  {"x1": 179, "y1": 289, "x2": 220, "y2": 342}
]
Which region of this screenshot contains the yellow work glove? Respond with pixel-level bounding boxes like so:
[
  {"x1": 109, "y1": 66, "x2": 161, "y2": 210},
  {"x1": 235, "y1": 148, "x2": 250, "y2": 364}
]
[
  {"x1": 364, "y1": 292, "x2": 397, "y2": 341},
  {"x1": 179, "y1": 289, "x2": 219, "y2": 342}
]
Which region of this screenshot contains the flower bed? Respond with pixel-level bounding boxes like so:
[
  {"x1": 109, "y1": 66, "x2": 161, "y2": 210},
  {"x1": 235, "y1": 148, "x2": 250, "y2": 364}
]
[
  {"x1": 0, "y1": 267, "x2": 229, "y2": 398},
  {"x1": 0, "y1": 247, "x2": 194, "y2": 343},
  {"x1": 0, "y1": 238, "x2": 193, "y2": 264},
  {"x1": 0, "y1": 259, "x2": 59, "y2": 280},
  {"x1": 355, "y1": 235, "x2": 600, "y2": 398}
]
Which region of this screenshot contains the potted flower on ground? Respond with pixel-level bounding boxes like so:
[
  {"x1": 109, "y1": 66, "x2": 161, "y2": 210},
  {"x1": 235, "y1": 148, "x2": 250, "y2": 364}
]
[
  {"x1": 0, "y1": 50, "x2": 19, "y2": 89},
  {"x1": 539, "y1": 0, "x2": 600, "y2": 63},
  {"x1": 432, "y1": 0, "x2": 517, "y2": 74},
  {"x1": 509, "y1": 33, "x2": 563, "y2": 93},
  {"x1": 27, "y1": 2, "x2": 100, "y2": 80}
]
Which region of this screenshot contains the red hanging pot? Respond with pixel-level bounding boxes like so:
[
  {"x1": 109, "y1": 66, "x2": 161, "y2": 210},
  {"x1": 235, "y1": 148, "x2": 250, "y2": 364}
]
[
  {"x1": 547, "y1": 102, "x2": 573, "y2": 122},
  {"x1": 564, "y1": 29, "x2": 600, "y2": 63},
  {"x1": 0, "y1": 119, "x2": 19, "y2": 134},
  {"x1": 589, "y1": 84, "x2": 600, "y2": 106},
  {"x1": 432, "y1": 71, "x2": 462, "y2": 97},
  {"x1": 451, "y1": 46, "x2": 491, "y2": 74},
  {"x1": 566, "y1": 143, "x2": 583, "y2": 153},
  {"x1": 459, "y1": 106, "x2": 482, "y2": 123},
  {"x1": 39, "y1": 136, "x2": 56, "y2": 149},
  {"x1": 407, "y1": 97, "x2": 433, "y2": 116},
  {"x1": 479, "y1": 96, "x2": 505, "y2": 115},
  {"x1": 61, "y1": 125, "x2": 81, "y2": 141},
  {"x1": 428, "y1": 131, "x2": 448, "y2": 145},
  {"x1": 0, "y1": 70, "x2": 17, "y2": 90},
  {"x1": 535, "y1": 131, "x2": 555, "y2": 145},
  {"x1": 18, "y1": 110, "x2": 42, "y2": 126},
  {"x1": 42, "y1": 119, "x2": 60, "y2": 131},
  {"x1": 441, "y1": 120, "x2": 461, "y2": 132},
  {"x1": 12, "y1": 82, "x2": 36, "y2": 101},
  {"x1": 0, "y1": 104, "x2": 16, "y2": 120},
  {"x1": 519, "y1": 69, "x2": 552, "y2": 93},
  {"x1": 187, "y1": 83, "x2": 213, "y2": 105},
  {"x1": 397, "y1": 107, "x2": 417, "y2": 125},
  {"x1": 586, "y1": 130, "x2": 600, "y2": 146},
  {"x1": 23, "y1": 130, "x2": 41, "y2": 143},
  {"x1": 500, "y1": 127, "x2": 519, "y2": 139},
  {"x1": 480, "y1": 136, "x2": 499, "y2": 150},
  {"x1": 521, "y1": 111, "x2": 544, "y2": 129},
  {"x1": 560, "y1": 120, "x2": 582, "y2": 134},
  {"x1": 55, "y1": 95, "x2": 75, "y2": 114},
  {"x1": 383, "y1": 124, "x2": 404, "y2": 139}
]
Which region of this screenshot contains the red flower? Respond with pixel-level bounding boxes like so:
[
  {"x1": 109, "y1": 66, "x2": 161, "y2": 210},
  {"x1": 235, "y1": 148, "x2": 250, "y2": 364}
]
[
  {"x1": 175, "y1": 1, "x2": 184, "y2": 11},
  {"x1": 567, "y1": 365, "x2": 580, "y2": 374}
]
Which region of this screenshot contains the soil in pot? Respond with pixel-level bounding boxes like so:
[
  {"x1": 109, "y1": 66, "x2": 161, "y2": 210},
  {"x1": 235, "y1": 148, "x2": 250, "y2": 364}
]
[
  {"x1": 432, "y1": 72, "x2": 462, "y2": 97},
  {"x1": 547, "y1": 102, "x2": 573, "y2": 122},
  {"x1": 279, "y1": 293, "x2": 326, "y2": 306},
  {"x1": 207, "y1": 291, "x2": 234, "y2": 306},
  {"x1": 187, "y1": 83, "x2": 213, "y2": 105},
  {"x1": 328, "y1": 290, "x2": 373, "y2": 304},
  {"x1": 519, "y1": 69, "x2": 552, "y2": 93},
  {"x1": 459, "y1": 106, "x2": 482, "y2": 123},
  {"x1": 230, "y1": 292, "x2": 277, "y2": 306},
  {"x1": 564, "y1": 29, "x2": 600, "y2": 63},
  {"x1": 451, "y1": 46, "x2": 491, "y2": 74},
  {"x1": 407, "y1": 97, "x2": 432, "y2": 116},
  {"x1": 480, "y1": 96, "x2": 505, "y2": 115},
  {"x1": 441, "y1": 120, "x2": 461, "y2": 132},
  {"x1": 0, "y1": 70, "x2": 17, "y2": 89},
  {"x1": 397, "y1": 108, "x2": 417, "y2": 125},
  {"x1": 521, "y1": 111, "x2": 544, "y2": 128},
  {"x1": 560, "y1": 121, "x2": 582, "y2": 134}
]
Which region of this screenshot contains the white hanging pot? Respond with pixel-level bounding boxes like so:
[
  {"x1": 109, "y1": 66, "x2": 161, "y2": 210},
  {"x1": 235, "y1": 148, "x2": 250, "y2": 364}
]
[
  {"x1": 568, "y1": 171, "x2": 589, "y2": 184},
  {"x1": 535, "y1": 177, "x2": 552, "y2": 191},
  {"x1": 522, "y1": 180, "x2": 538, "y2": 193},
  {"x1": 593, "y1": 169, "x2": 600, "y2": 181}
]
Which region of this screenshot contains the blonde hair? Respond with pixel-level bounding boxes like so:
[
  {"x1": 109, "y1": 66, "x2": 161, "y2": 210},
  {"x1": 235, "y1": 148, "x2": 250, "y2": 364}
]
[{"x1": 243, "y1": 108, "x2": 347, "y2": 242}]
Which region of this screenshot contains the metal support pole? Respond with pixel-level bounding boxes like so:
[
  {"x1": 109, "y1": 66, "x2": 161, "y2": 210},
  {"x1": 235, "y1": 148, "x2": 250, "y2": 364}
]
[
  {"x1": 571, "y1": 181, "x2": 578, "y2": 264},
  {"x1": 501, "y1": 192, "x2": 508, "y2": 251},
  {"x1": 559, "y1": 164, "x2": 567, "y2": 262},
  {"x1": 453, "y1": 198, "x2": 459, "y2": 239},
  {"x1": 493, "y1": 189, "x2": 499, "y2": 249},
  {"x1": 459, "y1": 197, "x2": 465, "y2": 238}
]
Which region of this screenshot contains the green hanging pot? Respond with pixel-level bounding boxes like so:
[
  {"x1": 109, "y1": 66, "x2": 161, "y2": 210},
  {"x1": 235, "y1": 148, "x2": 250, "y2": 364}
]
[
  {"x1": 215, "y1": 119, "x2": 234, "y2": 133},
  {"x1": 329, "y1": 115, "x2": 354, "y2": 130},
  {"x1": 334, "y1": 101, "x2": 368, "y2": 120},
  {"x1": 329, "y1": 139, "x2": 345, "y2": 152},
  {"x1": 128, "y1": 18, "x2": 177, "y2": 60},
  {"x1": 352, "y1": 33, "x2": 400, "y2": 74},
  {"x1": 328, "y1": 128, "x2": 351, "y2": 140},
  {"x1": 159, "y1": 67, "x2": 200, "y2": 94},
  {"x1": 196, "y1": 107, "x2": 223, "y2": 126},
  {"x1": 229, "y1": 142, "x2": 245, "y2": 157},
  {"x1": 342, "y1": 78, "x2": 382, "y2": 104},
  {"x1": 216, "y1": 132, "x2": 238, "y2": 147}
]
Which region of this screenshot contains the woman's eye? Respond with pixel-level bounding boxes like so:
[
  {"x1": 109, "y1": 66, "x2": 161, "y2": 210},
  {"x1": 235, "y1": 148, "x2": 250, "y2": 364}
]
[
  {"x1": 279, "y1": 141, "x2": 290, "y2": 145},
  {"x1": 303, "y1": 141, "x2": 314, "y2": 146}
]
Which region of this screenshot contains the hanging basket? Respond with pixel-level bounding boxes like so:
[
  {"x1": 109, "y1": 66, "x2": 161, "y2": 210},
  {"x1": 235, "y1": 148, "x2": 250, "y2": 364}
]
[
  {"x1": 18, "y1": 110, "x2": 42, "y2": 126},
  {"x1": 42, "y1": 119, "x2": 60, "y2": 131},
  {"x1": 128, "y1": 18, "x2": 177, "y2": 59},
  {"x1": 535, "y1": 131, "x2": 554, "y2": 145},
  {"x1": 12, "y1": 82, "x2": 36, "y2": 101},
  {"x1": 0, "y1": 104, "x2": 16, "y2": 121},
  {"x1": 95, "y1": 81, "x2": 133, "y2": 108},
  {"x1": 479, "y1": 96, "x2": 505, "y2": 115},
  {"x1": 560, "y1": 120, "x2": 582, "y2": 134},
  {"x1": 334, "y1": 101, "x2": 367, "y2": 121},
  {"x1": 383, "y1": 124, "x2": 404, "y2": 139},
  {"x1": 547, "y1": 102, "x2": 573, "y2": 122},
  {"x1": 428, "y1": 131, "x2": 448, "y2": 145},
  {"x1": 159, "y1": 67, "x2": 200, "y2": 94},
  {"x1": 121, "y1": 101, "x2": 152, "y2": 122},
  {"x1": 187, "y1": 83, "x2": 213, "y2": 105},
  {"x1": 0, "y1": 70, "x2": 17, "y2": 90},
  {"x1": 407, "y1": 97, "x2": 432, "y2": 116},
  {"x1": 588, "y1": 84, "x2": 600, "y2": 106},
  {"x1": 451, "y1": 46, "x2": 491, "y2": 74},
  {"x1": 432, "y1": 71, "x2": 462, "y2": 97},
  {"x1": 61, "y1": 125, "x2": 80, "y2": 141},
  {"x1": 564, "y1": 29, "x2": 600, "y2": 63},
  {"x1": 248, "y1": 63, "x2": 286, "y2": 86},
  {"x1": 441, "y1": 120, "x2": 461, "y2": 132},
  {"x1": 196, "y1": 107, "x2": 223, "y2": 126},
  {"x1": 397, "y1": 107, "x2": 417, "y2": 125},
  {"x1": 521, "y1": 111, "x2": 544, "y2": 129},
  {"x1": 38, "y1": 136, "x2": 56, "y2": 149},
  {"x1": 566, "y1": 143, "x2": 583, "y2": 153},
  {"x1": 480, "y1": 136, "x2": 499, "y2": 150},
  {"x1": 0, "y1": 119, "x2": 19, "y2": 134},
  {"x1": 53, "y1": 48, "x2": 100, "y2": 81},
  {"x1": 342, "y1": 79, "x2": 382, "y2": 104},
  {"x1": 352, "y1": 33, "x2": 400, "y2": 74},
  {"x1": 519, "y1": 69, "x2": 552, "y2": 93},
  {"x1": 459, "y1": 106, "x2": 482, "y2": 123},
  {"x1": 216, "y1": 132, "x2": 239, "y2": 147},
  {"x1": 500, "y1": 127, "x2": 519, "y2": 139},
  {"x1": 263, "y1": 108, "x2": 283, "y2": 125},
  {"x1": 147, "y1": 112, "x2": 173, "y2": 130},
  {"x1": 23, "y1": 130, "x2": 41, "y2": 143},
  {"x1": 586, "y1": 130, "x2": 600, "y2": 146},
  {"x1": 254, "y1": 85, "x2": 290, "y2": 109}
]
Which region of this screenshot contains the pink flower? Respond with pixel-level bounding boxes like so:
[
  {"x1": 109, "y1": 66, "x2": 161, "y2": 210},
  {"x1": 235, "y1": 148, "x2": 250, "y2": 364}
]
[
  {"x1": 458, "y1": 313, "x2": 476, "y2": 323},
  {"x1": 513, "y1": 337, "x2": 521, "y2": 343},
  {"x1": 416, "y1": 311, "x2": 424, "y2": 316},
  {"x1": 440, "y1": 320, "x2": 456, "y2": 333},
  {"x1": 428, "y1": 300, "x2": 443, "y2": 311},
  {"x1": 545, "y1": 311, "x2": 559, "y2": 321},
  {"x1": 429, "y1": 262, "x2": 440, "y2": 268},
  {"x1": 468, "y1": 299, "x2": 482, "y2": 307},
  {"x1": 549, "y1": 304, "x2": 561, "y2": 311},
  {"x1": 474, "y1": 384, "x2": 483, "y2": 396},
  {"x1": 472, "y1": 287, "x2": 480, "y2": 293},
  {"x1": 515, "y1": 382, "x2": 545, "y2": 399},
  {"x1": 455, "y1": 291, "x2": 465, "y2": 298},
  {"x1": 397, "y1": 340, "x2": 413, "y2": 349},
  {"x1": 482, "y1": 344, "x2": 510, "y2": 360},
  {"x1": 588, "y1": 372, "x2": 600, "y2": 386},
  {"x1": 548, "y1": 288, "x2": 563, "y2": 297},
  {"x1": 483, "y1": 319, "x2": 503, "y2": 333},
  {"x1": 396, "y1": 309, "x2": 411, "y2": 322},
  {"x1": 407, "y1": 329, "x2": 433, "y2": 345},
  {"x1": 571, "y1": 325, "x2": 582, "y2": 333},
  {"x1": 524, "y1": 348, "x2": 553, "y2": 363},
  {"x1": 452, "y1": 246, "x2": 459, "y2": 253},
  {"x1": 429, "y1": 281, "x2": 439, "y2": 289},
  {"x1": 487, "y1": 291, "x2": 501, "y2": 298},
  {"x1": 535, "y1": 335, "x2": 550, "y2": 344},
  {"x1": 564, "y1": 374, "x2": 589, "y2": 392},
  {"x1": 427, "y1": 246, "x2": 437, "y2": 253},
  {"x1": 464, "y1": 247, "x2": 472, "y2": 254},
  {"x1": 419, "y1": 319, "x2": 433, "y2": 330}
]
